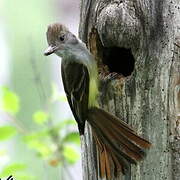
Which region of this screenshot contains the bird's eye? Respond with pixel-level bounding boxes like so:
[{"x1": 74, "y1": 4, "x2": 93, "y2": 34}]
[{"x1": 59, "y1": 35, "x2": 65, "y2": 41}]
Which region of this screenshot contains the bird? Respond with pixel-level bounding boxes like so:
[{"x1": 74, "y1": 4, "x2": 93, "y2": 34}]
[{"x1": 44, "y1": 23, "x2": 151, "y2": 179}]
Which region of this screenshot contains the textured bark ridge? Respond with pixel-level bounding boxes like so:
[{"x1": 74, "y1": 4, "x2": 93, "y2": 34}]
[{"x1": 79, "y1": 0, "x2": 180, "y2": 179}]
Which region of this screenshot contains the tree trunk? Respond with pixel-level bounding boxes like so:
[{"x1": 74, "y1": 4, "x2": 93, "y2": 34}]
[{"x1": 79, "y1": 0, "x2": 180, "y2": 180}]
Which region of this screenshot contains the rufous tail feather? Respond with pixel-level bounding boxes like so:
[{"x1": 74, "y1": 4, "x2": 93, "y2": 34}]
[{"x1": 88, "y1": 107, "x2": 151, "y2": 179}]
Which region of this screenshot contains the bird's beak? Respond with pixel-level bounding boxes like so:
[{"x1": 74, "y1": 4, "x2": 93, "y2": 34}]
[{"x1": 44, "y1": 45, "x2": 58, "y2": 56}]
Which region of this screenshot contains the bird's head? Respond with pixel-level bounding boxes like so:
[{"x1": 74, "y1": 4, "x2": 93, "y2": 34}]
[{"x1": 44, "y1": 23, "x2": 78, "y2": 57}]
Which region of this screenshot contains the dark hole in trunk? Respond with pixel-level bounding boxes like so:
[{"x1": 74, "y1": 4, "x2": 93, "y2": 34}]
[{"x1": 102, "y1": 47, "x2": 135, "y2": 77}]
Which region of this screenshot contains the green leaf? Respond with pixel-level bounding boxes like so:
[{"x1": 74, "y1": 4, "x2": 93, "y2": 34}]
[
  {"x1": 23, "y1": 130, "x2": 49, "y2": 143},
  {"x1": 63, "y1": 132, "x2": 80, "y2": 145},
  {"x1": 0, "y1": 126, "x2": 17, "y2": 141},
  {"x1": 33, "y1": 111, "x2": 48, "y2": 125},
  {"x1": 63, "y1": 145, "x2": 80, "y2": 164},
  {"x1": 0, "y1": 87, "x2": 20, "y2": 115},
  {"x1": 26, "y1": 140, "x2": 52, "y2": 157},
  {"x1": 14, "y1": 174, "x2": 36, "y2": 180},
  {"x1": 0, "y1": 163, "x2": 27, "y2": 177}
]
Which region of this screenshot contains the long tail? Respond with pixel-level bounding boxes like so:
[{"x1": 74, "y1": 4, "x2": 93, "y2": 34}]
[{"x1": 87, "y1": 107, "x2": 151, "y2": 179}]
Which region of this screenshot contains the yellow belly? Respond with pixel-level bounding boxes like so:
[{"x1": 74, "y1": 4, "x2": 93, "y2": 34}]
[{"x1": 88, "y1": 77, "x2": 99, "y2": 107}]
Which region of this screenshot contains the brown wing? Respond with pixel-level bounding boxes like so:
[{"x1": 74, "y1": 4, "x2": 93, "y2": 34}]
[{"x1": 61, "y1": 61, "x2": 89, "y2": 134}]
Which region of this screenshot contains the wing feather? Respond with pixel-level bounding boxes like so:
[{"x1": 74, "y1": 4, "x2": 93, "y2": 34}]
[{"x1": 61, "y1": 61, "x2": 89, "y2": 134}]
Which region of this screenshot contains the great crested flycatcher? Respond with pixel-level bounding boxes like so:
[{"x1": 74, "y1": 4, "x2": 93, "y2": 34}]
[{"x1": 44, "y1": 23, "x2": 151, "y2": 179}]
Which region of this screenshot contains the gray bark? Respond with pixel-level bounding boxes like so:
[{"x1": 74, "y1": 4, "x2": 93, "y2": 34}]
[{"x1": 79, "y1": 0, "x2": 180, "y2": 180}]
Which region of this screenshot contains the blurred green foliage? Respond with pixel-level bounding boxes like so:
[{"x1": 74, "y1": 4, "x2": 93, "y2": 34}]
[
  {"x1": 0, "y1": 126, "x2": 17, "y2": 141},
  {"x1": 0, "y1": 86, "x2": 80, "y2": 180},
  {"x1": 0, "y1": 0, "x2": 81, "y2": 179},
  {"x1": 33, "y1": 111, "x2": 49, "y2": 125},
  {"x1": 0, "y1": 163, "x2": 27, "y2": 178},
  {"x1": 0, "y1": 87, "x2": 20, "y2": 115}
]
